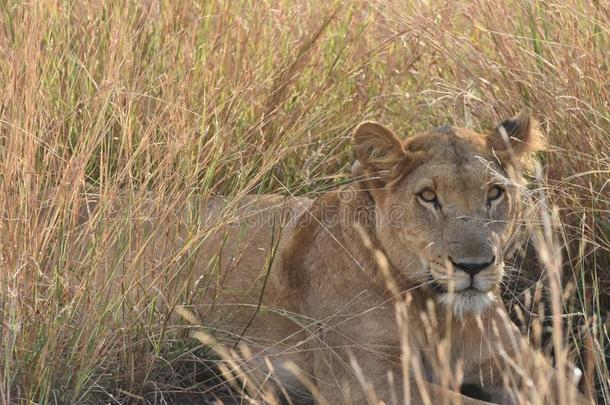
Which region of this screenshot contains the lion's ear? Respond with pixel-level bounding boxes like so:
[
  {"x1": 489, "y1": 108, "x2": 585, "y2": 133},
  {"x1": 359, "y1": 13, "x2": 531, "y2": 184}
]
[
  {"x1": 352, "y1": 121, "x2": 405, "y2": 179},
  {"x1": 487, "y1": 109, "x2": 546, "y2": 168}
]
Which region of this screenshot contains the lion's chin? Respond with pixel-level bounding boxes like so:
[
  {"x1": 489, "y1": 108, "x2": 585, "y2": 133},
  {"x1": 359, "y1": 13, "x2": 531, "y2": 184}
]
[{"x1": 438, "y1": 290, "x2": 495, "y2": 319}]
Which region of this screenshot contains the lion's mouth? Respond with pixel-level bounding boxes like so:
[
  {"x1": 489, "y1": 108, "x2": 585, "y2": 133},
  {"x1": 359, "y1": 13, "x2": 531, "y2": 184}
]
[
  {"x1": 430, "y1": 280, "x2": 489, "y2": 297},
  {"x1": 458, "y1": 287, "x2": 486, "y2": 296},
  {"x1": 428, "y1": 277, "x2": 487, "y2": 295},
  {"x1": 426, "y1": 271, "x2": 497, "y2": 316}
]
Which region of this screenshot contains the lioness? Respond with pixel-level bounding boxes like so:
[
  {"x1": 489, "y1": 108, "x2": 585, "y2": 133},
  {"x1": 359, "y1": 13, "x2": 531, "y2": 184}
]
[
  {"x1": 185, "y1": 110, "x2": 587, "y2": 404},
  {"x1": 69, "y1": 110, "x2": 581, "y2": 403}
]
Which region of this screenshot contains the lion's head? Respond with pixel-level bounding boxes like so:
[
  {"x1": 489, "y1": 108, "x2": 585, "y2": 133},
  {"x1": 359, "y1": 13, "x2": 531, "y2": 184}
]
[{"x1": 352, "y1": 110, "x2": 544, "y2": 316}]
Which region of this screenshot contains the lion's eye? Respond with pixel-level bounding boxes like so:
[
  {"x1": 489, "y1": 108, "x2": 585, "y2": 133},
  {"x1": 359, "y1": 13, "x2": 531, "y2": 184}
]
[
  {"x1": 487, "y1": 186, "x2": 504, "y2": 202},
  {"x1": 417, "y1": 189, "x2": 438, "y2": 203}
]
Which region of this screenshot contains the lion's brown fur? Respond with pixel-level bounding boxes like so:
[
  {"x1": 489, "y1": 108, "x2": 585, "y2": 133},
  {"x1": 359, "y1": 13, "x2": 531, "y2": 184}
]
[
  {"x1": 74, "y1": 112, "x2": 585, "y2": 404},
  {"x1": 179, "y1": 112, "x2": 587, "y2": 404}
]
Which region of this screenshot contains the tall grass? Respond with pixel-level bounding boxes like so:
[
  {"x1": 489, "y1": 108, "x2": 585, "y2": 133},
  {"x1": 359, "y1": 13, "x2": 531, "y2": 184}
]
[{"x1": 0, "y1": 0, "x2": 608, "y2": 403}]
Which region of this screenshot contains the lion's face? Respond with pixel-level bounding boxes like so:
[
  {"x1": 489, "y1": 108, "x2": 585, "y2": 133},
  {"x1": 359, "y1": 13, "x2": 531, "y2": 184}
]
[
  {"x1": 379, "y1": 147, "x2": 515, "y2": 316},
  {"x1": 352, "y1": 111, "x2": 544, "y2": 316}
]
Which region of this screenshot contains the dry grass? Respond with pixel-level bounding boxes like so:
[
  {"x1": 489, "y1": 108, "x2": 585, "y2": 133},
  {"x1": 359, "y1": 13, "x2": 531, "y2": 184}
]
[{"x1": 0, "y1": 0, "x2": 608, "y2": 403}]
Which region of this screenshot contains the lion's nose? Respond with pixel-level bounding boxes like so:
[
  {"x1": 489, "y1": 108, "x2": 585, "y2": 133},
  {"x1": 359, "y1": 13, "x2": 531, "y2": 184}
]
[{"x1": 449, "y1": 256, "x2": 495, "y2": 277}]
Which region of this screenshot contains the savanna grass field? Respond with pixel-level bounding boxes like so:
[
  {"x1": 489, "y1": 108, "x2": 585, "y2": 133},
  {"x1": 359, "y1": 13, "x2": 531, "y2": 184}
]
[{"x1": 0, "y1": 0, "x2": 609, "y2": 403}]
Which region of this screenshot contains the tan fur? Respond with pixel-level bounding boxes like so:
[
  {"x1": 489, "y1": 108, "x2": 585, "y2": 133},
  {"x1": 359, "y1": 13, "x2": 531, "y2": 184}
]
[
  {"x1": 76, "y1": 112, "x2": 586, "y2": 404},
  {"x1": 186, "y1": 112, "x2": 586, "y2": 404}
]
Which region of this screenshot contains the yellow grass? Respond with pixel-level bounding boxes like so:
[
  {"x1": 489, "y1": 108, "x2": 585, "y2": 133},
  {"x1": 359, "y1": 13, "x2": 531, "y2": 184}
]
[{"x1": 0, "y1": 0, "x2": 608, "y2": 403}]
